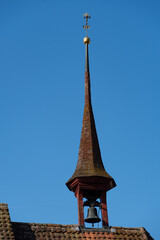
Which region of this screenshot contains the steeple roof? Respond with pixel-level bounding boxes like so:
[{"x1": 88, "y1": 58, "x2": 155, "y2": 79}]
[{"x1": 66, "y1": 38, "x2": 116, "y2": 191}]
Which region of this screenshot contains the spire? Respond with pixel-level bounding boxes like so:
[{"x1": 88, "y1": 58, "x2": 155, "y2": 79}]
[
  {"x1": 66, "y1": 14, "x2": 116, "y2": 191},
  {"x1": 66, "y1": 14, "x2": 116, "y2": 228}
]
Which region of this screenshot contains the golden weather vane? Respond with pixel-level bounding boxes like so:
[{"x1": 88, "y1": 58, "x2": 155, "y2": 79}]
[{"x1": 83, "y1": 13, "x2": 91, "y2": 37}]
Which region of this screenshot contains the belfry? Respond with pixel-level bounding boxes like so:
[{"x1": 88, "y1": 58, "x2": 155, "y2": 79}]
[{"x1": 66, "y1": 13, "x2": 116, "y2": 228}]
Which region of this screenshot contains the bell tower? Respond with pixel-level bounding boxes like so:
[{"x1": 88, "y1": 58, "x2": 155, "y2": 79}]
[{"x1": 66, "y1": 13, "x2": 116, "y2": 229}]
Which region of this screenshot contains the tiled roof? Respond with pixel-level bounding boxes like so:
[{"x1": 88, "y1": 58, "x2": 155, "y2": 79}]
[
  {"x1": 0, "y1": 204, "x2": 154, "y2": 240},
  {"x1": 0, "y1": 203, "x2": 15, "y2": 240},
  {"x1": 12, "y1": 223, "x2": 154, "y2": 240}
]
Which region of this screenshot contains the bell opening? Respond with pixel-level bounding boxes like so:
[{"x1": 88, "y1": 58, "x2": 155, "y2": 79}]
[{"x1": 84, "y1": 198, "x2": 101, "y2": 227}]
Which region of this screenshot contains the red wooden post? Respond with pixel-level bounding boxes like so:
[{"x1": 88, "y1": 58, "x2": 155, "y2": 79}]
[
  {"x1": 101, "y1": 192, "x2": 109, "y2": 228},
  {"x1": 77, "y1": 189, "x2": 84, "y2": 227}
]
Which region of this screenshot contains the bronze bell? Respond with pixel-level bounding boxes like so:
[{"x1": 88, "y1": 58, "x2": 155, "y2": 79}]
[{"x1": 84, "y1": 206, "x2": 101, "y2": 224}]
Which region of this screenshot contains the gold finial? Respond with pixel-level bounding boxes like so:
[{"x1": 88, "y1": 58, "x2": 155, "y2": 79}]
[{"x1": 83, "y1": 13, "x2": 91, "y2": 44}]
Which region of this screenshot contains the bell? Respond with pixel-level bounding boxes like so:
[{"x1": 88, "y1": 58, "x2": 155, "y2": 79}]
[{"x1": 84, "y1": 206, "x2": 101, "y2": 224}]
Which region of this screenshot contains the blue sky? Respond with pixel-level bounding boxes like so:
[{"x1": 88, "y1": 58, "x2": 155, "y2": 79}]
[{"x1": 0, "y1": 1, "x2": 159, "y2": 239}]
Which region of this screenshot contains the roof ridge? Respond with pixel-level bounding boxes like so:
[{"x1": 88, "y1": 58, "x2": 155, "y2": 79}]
[
  {"x1": 12, "y1": 222, "x2": 78, "y2": 227},
  {"x1": 111, "y1": 226, "x2": 143, "y2": 230},
  {"x1": 11, "y1": 222, "x2": 149, "y2": 232}
]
